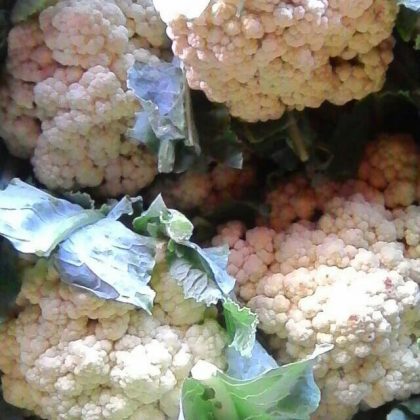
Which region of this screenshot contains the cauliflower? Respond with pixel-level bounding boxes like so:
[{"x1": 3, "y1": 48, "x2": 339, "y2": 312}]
[
  {"x1": 162, "y1": 0, "x2": 398, "y2": 122},
  {"x1": 0, "y1": 0, "x2": 170, "y2": 196},
  {"x1": 147, "y1": 162, "x2": 257, "y2": 213},
  {"x1": 0, "y1": 259, "x2": 228, "y2": 420},
  {"x1": 0, "y1": 76, "x2": 40, "y2": 159},
  {"x1": 213, "y1": 194, "x2": 420, "y2": 419},
  {"x1": 358, "y1": 133, "x2": 420, "y2": 208}
]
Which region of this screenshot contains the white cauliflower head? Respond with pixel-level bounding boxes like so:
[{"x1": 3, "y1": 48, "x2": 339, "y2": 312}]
[
  {"x1": 213, "y1": 194, "x2": 420, "y2": 419},
  {"x1": 31, "y1": 65, "x2": 157, "y2": 193},
  {"x1": 162, "y1": 0, "x2": 398, "y2": 122},
  {"x1": 0, "y1": 260, "x2": 228, "y2": 420},
  {"x1": 1, "y1": 0, "x2": 168, "y2": 196}
]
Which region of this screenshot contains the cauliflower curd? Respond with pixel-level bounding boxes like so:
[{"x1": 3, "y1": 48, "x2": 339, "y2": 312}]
[
  {"x1": 163, "y1": 0, "x2": 398, "y2": 122},
  {"x1": 0, "y1": 0, "x2": 171, "y2": 196},
  {"x1": 0, "y1": 260, "x2": 228, "y2": 419},
  {"x1": 213, "y1": 194, "x2": 420, "y2": 418}
]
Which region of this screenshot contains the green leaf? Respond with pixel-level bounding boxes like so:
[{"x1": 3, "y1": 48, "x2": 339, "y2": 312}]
[
  {"x1": 180, "y1": 344, "x2": 333, "y2": 420},
  {"x1": 0, "y1": 179, "x2": 104, "y2": 257},
  {"x1": 54, "y1": 218, "x2": 157, "y2": 313},
  {"x1": 401, "y1": 398, "x2": 420, "y2": 415},
  {"x1": 133, "y1": 194, "x2": 194, "y2": 242},
  {"x1": 0, "y1": 241, "x2": 21, "y2": 323},
  {"x1": 168, "y1": 245, "x2": 226, "y2": 305},
  {"x1": 226, "y1": 341, "x2": 278, "y2": 381},
  {"x1": 11, "y1": 0, "x2": 57, "y2": 23},
  {"x1": 168, "y1": 243, "x2": 235, "y2": 305},
  {"x1": 223, "y1": 298, "x2": 258, "y2": 358},
  {"x1": 396, "y1": 6, "x2": 419, "y2": 42},
  {"x1": 127, "y1": 59, "x2": 200, "y2": 173},
  {"x1": 397, "y1": 1, "x2": 420, "y2": 12}
]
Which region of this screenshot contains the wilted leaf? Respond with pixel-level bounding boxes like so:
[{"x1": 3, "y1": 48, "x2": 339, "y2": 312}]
[
  {"x1": 223, "y1": 298, "x2": 258, "y2": 357},
  {"x1": 55, "y1": 219, "x2": 157, "y2": 313},
  {"x1": 0, "y1": 179, "x2": 104, "y2": 257},
  {"x1": 128, "y1": 60, "x2": 199, "y2": 173},
  {"x1": 133, "y1": 194, "x2": 194, "y2": 242},
  {"x1": 397, "y1": 1, "x2": 420, "y2": 12},
  {"x1": 180, "y1": 344, "x2": 333, "y2": 420}
]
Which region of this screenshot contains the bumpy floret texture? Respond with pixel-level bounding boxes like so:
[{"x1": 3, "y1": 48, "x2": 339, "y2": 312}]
[
  {"x1": 213, "y1": 194, "x2": 420, "y2": 419},
  {"x1": 115, "y1": 0, "x2": 169, "y2": 47},
  {"x1": 0, "y1": 260, "x2": 227, "y2": 420},
  {"x1": 358, "y1": 133, "x2": 420, "y2": 208},
  {"x1": 164, "y1": 0, "x2": 398, "y2": 122},
  {"x1": 0, "y1": 0, "x2": 169, "y2": 195},
  {"x1": 147, "y1": 162, "x2": 257, "y2": 213},
  {"x1": 261, "y1": 134, "x2": 418, "y2": 231},
  {"x1": 0, "y1": 76, "x2": 40, "y2": 159}
]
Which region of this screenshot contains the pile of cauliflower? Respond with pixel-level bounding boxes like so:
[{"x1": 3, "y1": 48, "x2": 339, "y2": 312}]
[
  {"x1": 163, "y1": 0, "x2": 398, "y2": 121},
  {"x1": 0, "y1": 260, "x2": 227, "y2": 419},
  {"x1": 147, "y1": 160, "x2": 257, "y2": 213},
  {"x1": 0, "y1": 0, "x2": 170, "y2": 196},
  {"x1": 212, "y1": 134, "x2": 420, "y2": 419}
]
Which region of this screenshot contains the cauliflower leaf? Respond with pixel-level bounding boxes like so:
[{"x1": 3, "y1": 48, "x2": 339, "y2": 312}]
[
  {"x1": 134, "y1": 194, "x2": 194, "y2": 241},
  {"x1": 0, "y1": 179, "x2": 104, "y2": 256},
  {"x1": 128, "y1": 59, "x2": 199, "y2": 173},
  {"x1": 398, "y1": 1, "x2": 420, "y2": 12},
  {"x1": 223, "y1": 298, "x2": 258, "y2": 358},
  {"x1": 11, "y1": 0, "x2": 57, "y2": 24},
  {"x1": 55, "y1": 218, "x2": 157, "y2": 313},
  {"x1": 387, "y1": 398, "x2": 420, "y2": 420},
  {"x1": 180, "y1": 345, "x2": 333, "y2": 420}
]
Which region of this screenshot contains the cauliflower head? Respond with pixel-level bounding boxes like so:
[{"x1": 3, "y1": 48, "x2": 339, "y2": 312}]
[
  {"x1": 213, "y1": 194, "x2": 420, "y2": 419},
  {"x1": 0, "y1": 259, "x2": 228, "y2": 420},
  {"x1": 0, "y1": 0, "x2": 171, "y2": 196},
  {"x1": 163, "y1": 0, "x2": 398, "y2": 122}
]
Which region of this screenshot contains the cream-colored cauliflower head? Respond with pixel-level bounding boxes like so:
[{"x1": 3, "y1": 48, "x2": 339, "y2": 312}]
[
  {"x1": 115, "y1": 0, "x2": 169, "y2": 47},
  {"x1": 39, "y1": 0, "x2": 130, "y2": 69},
  {"x1": 358, "y1": 133, "x2": 420, "y2": 209},
  {"x1": 1, "y1": 1, "x2": 166, "y2": 196},
  {"x1": 213, "y1": 194, "x2": 420, "y2": 419},
  {"x1": 163, "y1": 0, "x2": 398, "y2": 122},
  {"x1": 31, "y1": 65, "x2": 157, "y2": 193},
  {"x1": 7, "y1": 19, "x2": 57, "y2": 83},
  {"x1": 147, "y1": 162, "x2": 257, "y2": 214},
  {"x1": 0, "y1": 76, "x2": 40, "y2": 159},
  {"x1": 0, "y1": 259, "x2": 228, "y2": 420}
]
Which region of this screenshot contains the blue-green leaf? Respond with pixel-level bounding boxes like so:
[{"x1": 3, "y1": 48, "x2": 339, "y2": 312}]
[
  {"x1": 55, "y1": 219, "x2": 157, "y2": 313},
  {"x1": 223, "y1": 298, "x2": 258, "y2": 358},
  {"x1": 398, "y1": 1, "x2": 420, "y2": 12},
  {"x1": 133, "y1": 194, "x2": 194, "y2": 242},
  {"x1": 0, "y1": 179, "x2": 104, "y2": 257},
  {"x1": 180, "y1": 344, "x2": 333, "y2": 420},
  {"x1": 11, "y1": 0, "x2": 57, "y2": 24}
]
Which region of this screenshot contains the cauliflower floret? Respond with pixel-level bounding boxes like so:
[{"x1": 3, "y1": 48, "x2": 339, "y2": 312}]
[
  {"x1": 358, "y1": 133, "x2": 419, "y2": 208},
  {"x1": 147, "y1": 162, "x2": 256, "y2": 214},
  {"x1": 217, "y1": 193, "x2": 420, "y2": 418},
  {"x1": 31, "y1": 66, "x2": 157, "y2": 193},
  {"x1": 0, "y1": 77, "x2": 40, "y2": 158},
  {"x1": 151, "y1": 266, "x2": 207, "y2": 326},
  {"x1": 115, "y1": 0, "x2": 169, "y2": 47},
  {"x1": 1, "y1": 1, "x2": 163, "y2": 196},
  {"x1": 7, "y1": 19, "x2": 57, "y2": 83},
  {"x1": 394, "y1": 206, "x2": 420, "y2": 259},
  {"x1": 163, "y1": 0, "x2": 398, "y2": 121},
  {"x1": 39, "y1": 0, "x2": 129, "y2": 69},
  {"x1": 0, "y1": 260, "x2": 228, "y2": 419}
]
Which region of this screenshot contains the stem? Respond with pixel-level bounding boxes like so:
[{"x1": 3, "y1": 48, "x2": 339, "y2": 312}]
[{"x1": 287, "y1": 112, "x2": 309, "y2": 162}]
